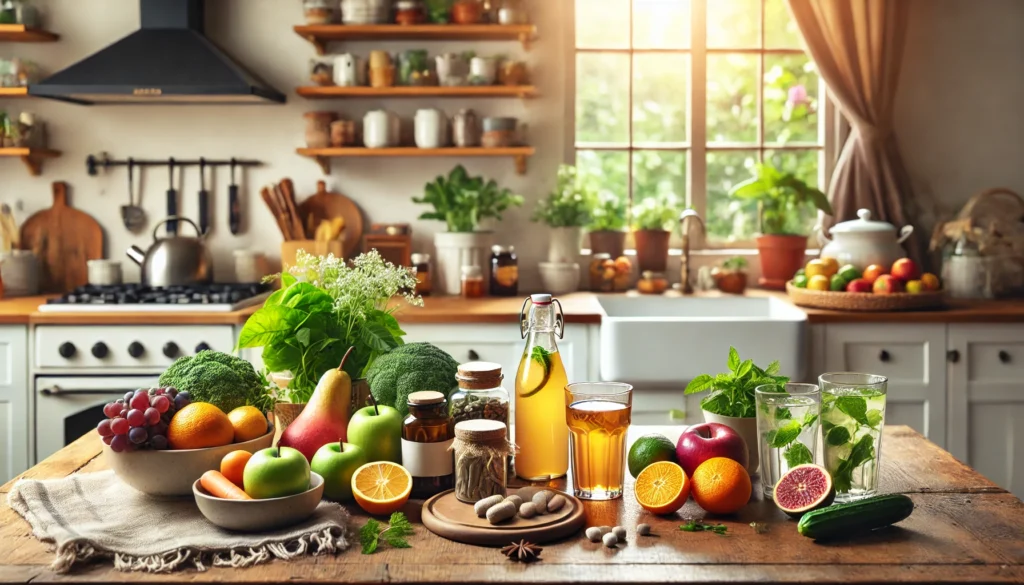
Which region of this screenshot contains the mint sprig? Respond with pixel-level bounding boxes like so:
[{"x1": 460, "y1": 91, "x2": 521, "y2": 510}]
[{"x1": 360, "y1": 512, "x2": 414, "y2": 554}]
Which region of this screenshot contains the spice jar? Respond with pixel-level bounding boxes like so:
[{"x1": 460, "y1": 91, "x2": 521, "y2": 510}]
[
  {"x1": 450, "y1": 361, "x2": 510, "y2": 427},
  {"x1": 461, "y1": 265, "x2": 485, "y2": 298},
  {"x1": 411, "y1": 253, "x2": 432, "y2": 296},
  {"x1": 303, "y1": 0, "x2": 337, "y2": 24},
  {"x1": 395, "y1": 0, "x2": 425, "y2": 24},
  {"x1": 490, "y1": 245, "x2": 518, "y2": 296},
  {"x1": 303, "y1": 111, "x2": 336, "y2": 148},
  {"x1": 637, "y1": 270, "x2": 668, "y2": 294},
  {"x1": 402, "y1": 391, "x2": 455, "y2": 498},
  {"x1": 589, "y1": 253, "x2": 616, "y2": 292},
  {"x1": 452, "y1": 419, "x2": 513, "y2": 503}
]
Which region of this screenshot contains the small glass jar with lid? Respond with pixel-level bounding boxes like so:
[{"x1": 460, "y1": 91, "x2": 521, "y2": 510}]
[
  {"x1": 637, "y1": 270, "x2": 668, "y2": 294},
  {"x1": 490, "y1": 245, "x2": 518, "y2": 296},
  {"x1": 452, "y1": 419, "x2": 513, "y2": 503},
  {"x1": 302, "y1": 0, "x2": 337, "y2": 24},
  {"x1": 461, "y1": 265, "x2": 485, "y2": 298},
  {"x1": 450, "y1": 361, "x2": 509, "y2": 427},
  {"x1": 402, "y1": 391, "x2": 455, "y2": 498},
  {"x1": 411, "y1": 253, "x2": 432, "y2": 296}
]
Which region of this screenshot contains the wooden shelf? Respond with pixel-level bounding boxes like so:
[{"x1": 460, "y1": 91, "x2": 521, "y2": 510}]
[
  {"x1": 294, "y1": 24, "x2": 537, "y2": 54},
  {"x1": 0, "y1": 24, "x2": 59, "y2": 42},
  {"x1": 297, "y1": 146, "x2": 535, "y2": 175},
  {"x1": 0, "y1": 147, "x2": 60, "y2": 175},
  {"x1": 0, "y1": 87, "x2": 28, "y2": 97},
  {"x1": 296, "y1": 85, "x2": 537, "y2": 99}
]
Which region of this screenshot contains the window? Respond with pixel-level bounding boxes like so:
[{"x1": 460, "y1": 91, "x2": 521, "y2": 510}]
[{"x1": 573, "y1": 0, "x2": 830, "y2": 247}]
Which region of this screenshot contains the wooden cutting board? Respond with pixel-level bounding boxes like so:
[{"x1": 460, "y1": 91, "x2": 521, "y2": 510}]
[
  {"x1": 295, "y1": 180, "x2": 364, "y2": 258},
  {"x1": 20, "y1": 181, "x2": 104, "y2": 293},
  {"x1": 421, "y1": 487, "x2": 586, "y2": 546}
]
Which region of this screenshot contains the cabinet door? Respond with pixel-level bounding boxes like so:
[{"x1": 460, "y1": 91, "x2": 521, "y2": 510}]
[
  {"x1": 948, "y1": 324, "x2": 1024, "y2": 496},
  {"x1": 822, "y1": 324, "x2": 947, "y2": 447},
  {"x1": 0, "y1": 326, "x2": 29, "y2": 484}
]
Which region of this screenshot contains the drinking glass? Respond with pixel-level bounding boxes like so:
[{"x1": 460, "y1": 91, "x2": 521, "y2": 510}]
[
  {"x1": 755, "y1": 383, "x2": 821, "y2": 499},
  {"x1": 819, "y1": 373, "x2": 888, "y2": 502},
  {"x1": 565, "y1": 382, "x2": 632, "y2": 500}
]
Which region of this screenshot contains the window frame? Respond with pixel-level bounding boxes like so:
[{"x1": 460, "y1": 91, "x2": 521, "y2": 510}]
[{"x1": 564, "y1": 0, "x2": 841, "y2": 251}]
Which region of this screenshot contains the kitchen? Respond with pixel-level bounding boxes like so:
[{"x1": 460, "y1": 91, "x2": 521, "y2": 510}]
[{"x1": 1, "y1": 0, "x2": 1023, "y2": 583}]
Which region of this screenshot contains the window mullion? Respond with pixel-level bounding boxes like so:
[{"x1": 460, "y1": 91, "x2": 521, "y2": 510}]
[{"x1": 690, "y1": 0, "x2": 707, "y2": 249}]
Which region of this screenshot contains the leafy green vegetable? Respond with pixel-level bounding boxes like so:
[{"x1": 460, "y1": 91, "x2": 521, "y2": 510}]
[
  {"x1": 826, "y1": 425, "x2": 851, "y2": 446},
  {"x1": 837, "y1": 396, "x2": 869, "y2": 427},
  {"x1": 684, "y1": 347, "x2": 789, "y2": 418},
  {"x1": 832, "y1": 434, "x2": 876, "y2": 492},
  {"x1": 366, "y1": 343, "x2": 460, "y2": 416},
  {"x1": 802, "y1": 412, "x2": 819, "y2": 428},
  {"x1": 769, "y1": 419, "x2": 802, "y2": 448},
  {"x1": 729, "y1": 162, "x2": 833, "y2": 236},
  {"x1": 784, "y1": 443, "x2": 813, "y2": 467},
  {"x1": 360, "y1": 512, "x2": 414, "y2": 554},
  {"x1": 158, "y1": 350, "x2": 272, "y2": 413},
  {"x1": 680, "y1": 519, "x2": 728, "y2": 535},
  {"x1": 413, "y1": 165, "x2": 523, "y2": 232},
  {"x1": 532, "y1": 164, "x2": 596, "y2": 228}
]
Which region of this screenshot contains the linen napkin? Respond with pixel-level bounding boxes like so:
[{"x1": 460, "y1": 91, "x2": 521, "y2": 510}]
[{"x1": 8, "y1": 470, "x2": 351, "y2": 574}]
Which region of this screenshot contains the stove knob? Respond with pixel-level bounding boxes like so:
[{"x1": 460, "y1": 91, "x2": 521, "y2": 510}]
[
  {"x1": 91, "y1": 342, "x2": 109, "y2": 359},
  {"x1": 163, "y1": 342, "x2": 180, "y2": 359},
  {"x1": 195, "y1": 342, "x2": 211, "y2": 353},
  {"x1": 128, "y1": 342, "x2": 145, "y2": 359},
  {"x1": 58, "y1": 342, "x2": 76, "y2": 359}
]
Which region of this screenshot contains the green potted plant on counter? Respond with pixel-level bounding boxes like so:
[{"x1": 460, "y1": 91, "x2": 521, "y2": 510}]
[
  {"x1": 684, "y1": 347, "x2": 790, "y2": 475},
  {"x1": 631, "y1": 193, "x2": 681, "y2": 272},
  {"x1": 413, "y1": 165, "x2": 523, "y2": 294},
  {"x1": 532, "y1": 164, "x2": 595, "y2": 294},
  {"x1": 730, "y1": 163, "x2": 833, "y2": 289},
  {"x1": 588, "y1": 192, "x2": 629, "y2": 259},
  {"x1": 236, "y1": 250, "x2": 422, "y2": 426}
]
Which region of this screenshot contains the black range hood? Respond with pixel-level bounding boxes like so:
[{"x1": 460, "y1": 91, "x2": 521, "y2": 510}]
[{"x1": 29, "y1": 0, "x2": 285, "y2": 105}]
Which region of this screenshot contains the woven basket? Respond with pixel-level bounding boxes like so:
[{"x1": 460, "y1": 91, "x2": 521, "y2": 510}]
[{"x1": 786, "y1": 282, "x2": 946, "y2": 312}]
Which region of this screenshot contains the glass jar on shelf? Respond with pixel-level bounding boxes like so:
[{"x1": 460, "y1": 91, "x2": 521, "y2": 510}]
[
  {"x1": 450, "y1": 361, "x2": 509, "y2": 427},
  {"x1": 461, "y1": 265, "x2": 485, "y2": 298},
  {"x1": 490, "y1": 245, "x2": 518, "y2": 297},
  {"x1": 402, "y1": 391, "x2": 455, "y2": 498},
  {"x1": 302, "y1": 0, "x2": 336, "y2": 24},
  {"x1": 588, "y1": 253, "x2": 615, "y2": 292},
  {"x1": 411, "y1": 253, "x2": 432, "y2": 296},
  {"x1": 637, "y1": 271, "x2": 668, "y2": 294}
]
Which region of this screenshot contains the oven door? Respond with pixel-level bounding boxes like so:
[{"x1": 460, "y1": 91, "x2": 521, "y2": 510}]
[{"x1": 34, "y1": 376, "x2": 159, "y2": 464}]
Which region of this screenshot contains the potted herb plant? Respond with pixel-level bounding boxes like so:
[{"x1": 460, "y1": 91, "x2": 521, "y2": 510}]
[
  {"x1": 588, "y1": 192, "x2": 628, "y2": 259},
  {"x1": 631, "y1": 193, "x2": 680, "y2": 272},
  {"x1": 413, "y1": 165, "x2": 523, "y2": 294},
  {"x1": 236, "y1": 250, "x2": 422, "y2": 425},
  {"x1": 532, "y1": 164, "x2": 595, "y2": 264},
  {"x1": 730, "y1": 163, "x2": 833, "y2": 289},
  {"x1": 712, "y1": 256, "x2": 749, "y2": 294},
  {"x1": 684, "y1": 347, "x2": 790, "y2": 474}
]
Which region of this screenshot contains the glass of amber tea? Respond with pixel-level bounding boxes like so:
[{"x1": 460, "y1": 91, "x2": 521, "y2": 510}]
[{"x1": 565, "y1": 382, "x2": 633, "y2": 500}]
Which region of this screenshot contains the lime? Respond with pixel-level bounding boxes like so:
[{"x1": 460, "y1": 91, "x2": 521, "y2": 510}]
[
  {"x1": 795, "y1": 268, "x2": 806, "y2": 277},
  {"x1": 838, "y1": 264, "x2": 861, "y2": 282},
  {"x1": 517, "y1": 347, "x2": 552, "y2": 398},
  {"x1": 628, "y1": 434, "x2": 678, "y2": 478},
  {"x1": 792, "y1": 274, "x2": 809, "y2": 288},
  {"x1": 830, "y1": 273, "x2": 848, "y2": 291}
]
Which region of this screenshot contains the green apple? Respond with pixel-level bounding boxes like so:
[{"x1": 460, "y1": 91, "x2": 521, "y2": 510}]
[
  {"x1": 311, "y1": 442, "x2": 367, "y2": 501},
  {"x1": 243, "y1": 446, "x2": 310, "y2": 499},
  {"x1": 347, "y1": 404, "x2": 403, "y2": 463}
]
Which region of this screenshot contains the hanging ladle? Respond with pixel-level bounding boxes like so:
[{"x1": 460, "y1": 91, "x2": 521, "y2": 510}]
[{"x1": 121, "y1": 157, "x2": 146, "y2": 233}]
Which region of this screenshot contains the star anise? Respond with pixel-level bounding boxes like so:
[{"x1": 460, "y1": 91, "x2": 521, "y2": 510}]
[{"x1": 500, "y1": 539, "x2": 543, "y2": 563}]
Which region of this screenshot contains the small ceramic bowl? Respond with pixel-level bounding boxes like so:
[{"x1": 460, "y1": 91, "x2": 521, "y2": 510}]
[
  {"x1": 105, "y1": 427, "x2": 274, "y2": 497},
  {"x1": 539, "y1": 262, "x2": 581, "y2": 295},
  {"x1": 194, "y1": 472, "x2": 324, "y2": 532}
]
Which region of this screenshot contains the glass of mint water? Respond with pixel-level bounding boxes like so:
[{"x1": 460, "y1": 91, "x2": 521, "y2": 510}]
[
  {"x1": 755, "y1": 383, "x2": 821, "y2": 500},
  {"x1": 819, "y1": 373, "x2": 888, "y2": 502}
]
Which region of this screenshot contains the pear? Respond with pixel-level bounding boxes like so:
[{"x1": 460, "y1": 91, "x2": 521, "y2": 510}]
[{"x1": 278, "y1": 347, "x2": 354, "y2": 461}]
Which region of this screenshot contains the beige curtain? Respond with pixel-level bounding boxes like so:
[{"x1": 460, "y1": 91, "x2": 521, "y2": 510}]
[{"x1": 787, "y1": 0, "x2": 924, "y2": 264}]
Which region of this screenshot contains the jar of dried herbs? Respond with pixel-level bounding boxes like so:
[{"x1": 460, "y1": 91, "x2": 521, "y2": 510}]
[
  {"x1": 450, "y1": 361, "x2": 509, "y2": 427},
  {"x1": 452, "y1": 419, "x2": 513, "y2": 503}
]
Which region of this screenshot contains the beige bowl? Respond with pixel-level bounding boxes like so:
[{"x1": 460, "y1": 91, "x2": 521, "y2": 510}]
[
  {"x1": 194, "y1": 472, "x2": 324, "y2": 532},
  {"x1": 105, "y1": 427, "x2": 274, "y2": 497}
]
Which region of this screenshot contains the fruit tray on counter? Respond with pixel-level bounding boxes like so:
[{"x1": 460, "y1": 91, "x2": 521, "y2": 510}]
[
  {"x1": 787, "y1": 257, "x2": 946, "y2": 312},
  {"x1": 786, "y1": 283, "x2": 945, "y2": 312}
]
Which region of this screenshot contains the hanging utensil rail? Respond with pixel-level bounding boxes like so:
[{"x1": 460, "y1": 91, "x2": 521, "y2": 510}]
[{"x1": 86, "y1": 154, "x2": 262, "y2": 176}]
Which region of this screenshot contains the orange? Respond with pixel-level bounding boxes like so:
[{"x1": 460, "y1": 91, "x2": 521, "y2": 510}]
[
  {"x1": 862, "y1": 264, "x2": 887, "y2": 284},
  {"x1": 166, "y1": 402, "x2": 234, "y2": 450},
  {"x1": 807, "y1": 274, "x2": 830, "y2": 291},
  {"x1": 351, "y1": 461, "x2": 412, "y2": 516},
  {"x1": 818, "y1": 257, "x2": 840, "y2": 276},
  {"x1": 634, "y1": 461, "x2": 690, "y2": 515},
  {"x1": 690, "y1": 457, "x2": 752, "y2": 515},
  {"x1": 920, "y1": 272, "x2": 941, "y2": 291},
  {"x1": 227, "y1": 406, "x2": 268, "y2": 443},
  {"x1": 220, "y1": 450, "x2": 253, "y2": 488}
]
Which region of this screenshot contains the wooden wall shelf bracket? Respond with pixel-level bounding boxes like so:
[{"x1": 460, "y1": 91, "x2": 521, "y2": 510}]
[
  {"x1": 311, "y1": 155, "x2": 331, "y2": 174},
  {"x1": 0, "y1": 148, "x2": 60, "y2": 176},
  {"x1": 514, "y1": 154, "x2": 527, "y2": 175}
]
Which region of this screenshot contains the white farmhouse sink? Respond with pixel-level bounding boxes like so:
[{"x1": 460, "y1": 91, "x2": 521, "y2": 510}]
[{"x1": 597, "y1": 295, "x2": 808, "y2": 385}]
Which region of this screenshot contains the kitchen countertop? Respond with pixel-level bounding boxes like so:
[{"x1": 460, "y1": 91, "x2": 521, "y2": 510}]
[
  {"x1": 1, "y1": 425, "x2": 1020, "y2": 584},
  {"x1": 3, "y1": 291, "x2": 1024, "y2": 326}
]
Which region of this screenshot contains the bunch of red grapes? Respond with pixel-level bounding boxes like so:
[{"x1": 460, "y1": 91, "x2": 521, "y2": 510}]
[{"x1": 96, "y1": 387, "x2": 191, "y2": 452}]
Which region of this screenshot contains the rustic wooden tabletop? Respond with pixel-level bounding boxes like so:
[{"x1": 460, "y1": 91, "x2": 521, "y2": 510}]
[{"x1": 1, "y1": 425, "x2": 1021, "y2": 584}]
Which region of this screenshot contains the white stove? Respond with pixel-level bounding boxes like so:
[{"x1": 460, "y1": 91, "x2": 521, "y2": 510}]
[{"x1": 37, "y1": 283, "x2": 270, "y2": 313}]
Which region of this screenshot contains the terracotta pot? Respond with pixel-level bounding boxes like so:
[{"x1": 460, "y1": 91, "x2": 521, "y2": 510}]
[
  {"x1": 588, "y1": 230, "x2": 626, "y2": 259},
  {"x1": 451, "y1": 0, "x2": 483, "y2": 24},
  {"x1": 713, "y1": 270, "x2": 748, "y2": 295},
  {"x1": 633, "y1": 229, "x2": 671, "y2": 272},
  {"x1": 756, "y1": 234, "x2": 808, "y2": 290}
]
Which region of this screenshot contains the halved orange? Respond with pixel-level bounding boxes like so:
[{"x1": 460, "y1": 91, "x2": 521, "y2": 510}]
[
  {"x1": 351, "y1": 461, "x2": 412, "y2": 516},
  {"x1": 634, "y1": 461, "x2": 690, "y2": 515}
]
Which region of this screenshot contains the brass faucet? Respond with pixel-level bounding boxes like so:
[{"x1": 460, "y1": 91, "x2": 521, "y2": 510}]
[{"x1": 679, "y1": 209, "x2": 706, "y2": 294}]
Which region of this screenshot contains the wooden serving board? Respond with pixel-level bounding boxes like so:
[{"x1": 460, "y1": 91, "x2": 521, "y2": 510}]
[
  {"x1": 19, "y1": 181, "x2": 103, "y2": 293},
  {"x1": 295, "y1": 180, "x2": 364, "y2": 259},
  {"x1": 421, "y1": 487, "x2": 586, "y2": 546}
]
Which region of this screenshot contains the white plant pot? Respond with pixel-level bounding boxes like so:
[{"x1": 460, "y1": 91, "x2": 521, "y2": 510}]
[
  {"x1": 433, "y1": 231, "x2": 494, "y2": 295},
  {"x1": 701, "y1": 410, "x2": 760, "y2": 476},
  {"x1": 538, "y1": 262, "x2": 581, "y2": 295},
  {"x1": 548, "y1": 226, "x2": 582, "y2": 264}
]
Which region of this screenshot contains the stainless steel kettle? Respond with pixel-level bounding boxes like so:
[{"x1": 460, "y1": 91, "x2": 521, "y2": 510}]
[{"x1": 126, "y1": 217, "x2": 212, "y2": 287}]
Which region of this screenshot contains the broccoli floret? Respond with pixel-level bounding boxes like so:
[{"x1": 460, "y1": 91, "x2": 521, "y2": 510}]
[
  {"x1": 366, "y1": 343, "x2": 459, "y2": 415},
  {"x1": 158, "y1": 350, "x2": 271, "y2": 413}
]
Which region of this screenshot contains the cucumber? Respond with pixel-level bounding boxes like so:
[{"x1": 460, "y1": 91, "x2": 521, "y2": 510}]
[{"x1": 797, "y1": 494, "x2": 914, "y2": 540}]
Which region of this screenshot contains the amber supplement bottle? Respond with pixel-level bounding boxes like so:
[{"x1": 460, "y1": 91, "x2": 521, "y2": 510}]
[{"x1": 401, "y1": 391, "x2": 455, "y2": 498}]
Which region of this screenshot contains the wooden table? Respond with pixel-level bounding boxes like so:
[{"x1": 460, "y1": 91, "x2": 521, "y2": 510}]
[{"x1": 1, "y1": 425, "x2": 1021, "y2": 584}]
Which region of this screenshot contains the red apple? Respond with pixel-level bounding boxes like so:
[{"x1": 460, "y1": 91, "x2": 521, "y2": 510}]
[
  {"x1": 890, "y1": 258, "x2": 920, "y2": 281},
  {"x1": 873, "y1": 274, "x2": 904, "y2": 294},
  {"x1": 845, "y1": 278, "x2": 873, "y2": 293},
  {"x1": 675, "y1": 422, "x2": 749, "y2": 477}
]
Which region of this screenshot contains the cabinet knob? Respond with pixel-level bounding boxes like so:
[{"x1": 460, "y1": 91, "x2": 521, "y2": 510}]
[
  {"x1": 878, "y1": 350, "x2": 890, "y2": 363},
  {"x1": 999, "y1": 350, "x2": 1011, "y2": 364},
  {"x1": 468, "y1": 349, "x2": 480, "y2": 361},
  {"x1": 58, "y1": 342, "x2": 76, "y2": 359},
  {"x1": 948, "y1": 349, "x2": 960, "y2": 363},
  {"x1": 91, "y1": 342, "x2": 108, "y2": 359}
]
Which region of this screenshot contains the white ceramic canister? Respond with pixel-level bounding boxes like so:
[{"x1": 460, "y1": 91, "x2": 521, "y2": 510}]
[
  {"x1": 435, "y1": 53, "x2": 469, "y2": 86},
  {"x1": 233, "y1": 250, "x2": 268, "y2": 283},
  {"x1": 333, "y1": 53, "x2": 366, "y2": 86},
  {"x1": 469, "y1": 56, "x2": 498, "y2": 85},
  {"x1": 87, "y1": 259, "x2": 123, "y2": 286},
  {"x1": 414, "y1": 108, "x2": 447, "y2": 148},
  {"x1": 363, "y1": 109, "x2": 393, "y2": 148},
  {"x1": 817, "y1": 208, "x2": 914, "y2": 270}
]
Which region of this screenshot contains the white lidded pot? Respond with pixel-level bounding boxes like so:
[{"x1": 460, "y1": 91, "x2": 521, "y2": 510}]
[{"x1": 817, "y1": 208, "x2": 914, "y2": 270}]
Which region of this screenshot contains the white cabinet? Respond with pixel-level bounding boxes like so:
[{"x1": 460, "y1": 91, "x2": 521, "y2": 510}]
[
  {"x1": 821, "y1": 324, "x2": 948, "y2": 448},
  {"x1": 948, "y1": 324, "x2": 1024, "y2": 496},
  {"x1": 0, "y1": 326, "x2": 29, "y2": 484}
]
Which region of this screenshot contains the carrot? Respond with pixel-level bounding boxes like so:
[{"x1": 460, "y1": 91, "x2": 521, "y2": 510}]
[{"x1": 200, "y1": 470, "x2": 252, "y2": 500}]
